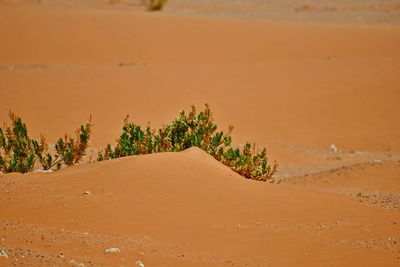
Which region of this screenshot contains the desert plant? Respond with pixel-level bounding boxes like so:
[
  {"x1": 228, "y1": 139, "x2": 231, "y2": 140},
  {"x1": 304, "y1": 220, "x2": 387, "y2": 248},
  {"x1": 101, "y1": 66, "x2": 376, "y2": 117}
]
[
  {"x1": 97, "y1": 116, "x2": 157, "y2": 161},
  {"x1": 156, "y1": 104, "x2": 232, "y2": 153},
  {"x1": 0, "y1": 112, "x2": 36, "y2": 173},
  {"x1": 32, "y1": 134, "x2": 54, "y2": 170},
  {"x1": 98, "y1": 105, "x2": 278, "y2": 182},
  {"x1": 222, "y1": 143, "x2": 278, "y2": 181},
  {"x1": 53, "y1": 117, "x2": 92, "y2": 167},
  {"x1": 142, "y1": 0, "x2": 168, "y2": 11},
  {"x1": 0, "y1": 112, "x2": 92, "y2": 173},
  {"x1": 98, "y1": 105, "x2": 232, "y2": 158}
]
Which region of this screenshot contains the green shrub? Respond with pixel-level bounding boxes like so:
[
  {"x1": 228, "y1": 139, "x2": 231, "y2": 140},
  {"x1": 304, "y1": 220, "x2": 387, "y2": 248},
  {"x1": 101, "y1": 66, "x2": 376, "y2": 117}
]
[
  {"x1": 32, "y1": 134, "x2": 54, "y2": 170},
  {"x1": 0, "y1": 112, "x2": 36, "y2": 173},
  {"x1": 1, "y1": 108, "x2": 277, "y2": 181},
  {"x1": 54, "y1": 119, "x2": 92, "y2": 167},
  {"x1": 98, "y1": 105, "x2": 278, "y2": 182},
  {"x1": 0, "y1": 112, "x2": 92, "y2": 173},
  {"x1": 222, "y1": 143, "x2": 278, "y2": 182}
]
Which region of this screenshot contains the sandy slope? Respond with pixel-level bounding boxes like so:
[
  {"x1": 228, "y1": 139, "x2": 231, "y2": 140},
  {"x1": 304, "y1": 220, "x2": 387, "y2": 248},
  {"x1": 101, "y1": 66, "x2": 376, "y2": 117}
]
[
  {"x1": 1, "y1": 148, "x2": 399, "y2": 266},
  {"x1": 0, "y1": 2, "x2": 400, "y2": 266}
]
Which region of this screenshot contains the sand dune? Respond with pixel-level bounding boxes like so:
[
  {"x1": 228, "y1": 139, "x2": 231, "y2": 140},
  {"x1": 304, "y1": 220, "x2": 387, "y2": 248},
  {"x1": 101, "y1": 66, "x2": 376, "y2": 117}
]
[{"x1": 1, "y1": 148, "x2": 399, "y2": 266}]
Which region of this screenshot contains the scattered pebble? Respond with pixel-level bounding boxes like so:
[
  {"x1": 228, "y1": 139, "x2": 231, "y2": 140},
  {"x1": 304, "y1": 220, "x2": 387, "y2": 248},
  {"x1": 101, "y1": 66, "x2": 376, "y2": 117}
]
[
  {"x1": 0, "y1": 247, "x2": 8, "y2": 258},
  {"x1": 105, "y1": 248, "x2": 120, "y2": 253},
  {"x1": 135, "y1": 260, "x2": 145, "y2": 267},
  {"x1": 373, "y1": 160, "x2": 382, "y2": 163},
  {"x1": 69, "y1": 259, "x2": 85, "y2": 267},
  {"x1": 330, "y1": 144, "x2": 338, "y2": 152}
]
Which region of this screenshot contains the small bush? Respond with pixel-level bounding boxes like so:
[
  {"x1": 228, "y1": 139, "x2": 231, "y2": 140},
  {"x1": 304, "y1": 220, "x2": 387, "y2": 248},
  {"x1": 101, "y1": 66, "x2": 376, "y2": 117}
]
[
  {"x1": 54, "y1": 118, "x2": 92, "y2": 167},
  {"x1": 142, "y1": 0, "x2": 168, "y2": 11},
  {"x1": 221, "y1": 143, "x2": 278, "y2": 182},
  {"x1": 98, "y1": 105, "x2": 277, "y2": 182},
  {"x1": 0, "y1": 112, "x2": 36, "y2": 173},
  {"x1": 0, "y1": 112, "x2": 92, "y2": 173}
]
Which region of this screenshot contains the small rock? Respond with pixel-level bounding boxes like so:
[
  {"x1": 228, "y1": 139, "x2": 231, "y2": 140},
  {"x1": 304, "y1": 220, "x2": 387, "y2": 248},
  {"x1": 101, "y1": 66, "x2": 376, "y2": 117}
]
[
  {"x1": 373, "y1": 160, "x2": 382, "y2": 163},
  {"x1": 135, "y1": 260, "x2": 145, "y2": 267},
  {"x1": 330, "y1": 144, "x2": 338, "y2": 152},
  {"x1": 105, "y1": 248, "x2": 120, "y2": 253},
  {"x1": 69, "y1": 259, "x2": 85, "y2": 267},
  {"x1": 83, "y1": 191, "x2": 92, "y2": 196},
  {"x1": 0, "y1": 248, "x2": 8, "y2": 258}
]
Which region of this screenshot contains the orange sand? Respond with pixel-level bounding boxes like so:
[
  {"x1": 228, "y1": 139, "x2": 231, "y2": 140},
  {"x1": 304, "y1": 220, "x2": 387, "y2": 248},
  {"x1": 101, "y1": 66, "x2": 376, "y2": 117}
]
[{"x1": 0, "y1": 1, "x2": 399, "y2": 266}]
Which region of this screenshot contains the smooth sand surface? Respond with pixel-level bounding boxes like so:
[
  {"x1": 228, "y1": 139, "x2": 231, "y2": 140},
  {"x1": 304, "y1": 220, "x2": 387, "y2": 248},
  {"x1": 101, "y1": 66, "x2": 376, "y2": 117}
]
[
  {"x1": 0, "y1": 2, "x2": 399, "y2": 266},
  {"x1": 1, "y1": 6, "x2": 400, "y2": 152}
]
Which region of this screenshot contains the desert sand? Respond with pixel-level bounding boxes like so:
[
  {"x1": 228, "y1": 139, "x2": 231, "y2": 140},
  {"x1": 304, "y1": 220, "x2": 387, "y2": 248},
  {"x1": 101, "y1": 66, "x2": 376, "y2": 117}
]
[{"x1": 0, "y1": 0, "x2": 400, "y2": 266}]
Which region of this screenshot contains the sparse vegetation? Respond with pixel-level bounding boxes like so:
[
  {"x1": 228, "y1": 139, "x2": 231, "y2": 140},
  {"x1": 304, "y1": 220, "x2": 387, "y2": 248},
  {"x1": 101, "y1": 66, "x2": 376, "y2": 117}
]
[
  {"x1": 142, "y1": 0, "x2": 168, "y2": 11},
  {"x1": 0, "y1": 112, "x2": 92, "y2": 173},
  {"x1": 0, "y1": 112, "x2": 36, "y2": 173},
  {"x1": 1, "y1": 107, "x2": 277, "y2": 181},
  {"x1": 98, "y1": 105, "x2": 277, "y2": 182},
  {"x1": 54, "y1": 119, "x2": 92, "y2": 167}
]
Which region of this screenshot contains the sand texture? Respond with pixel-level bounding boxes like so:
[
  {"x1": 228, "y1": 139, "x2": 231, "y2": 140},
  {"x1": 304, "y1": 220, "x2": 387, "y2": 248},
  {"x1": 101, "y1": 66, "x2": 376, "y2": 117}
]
[{"x1": 0, "y1": 1, "x2": 400, "y2": 266}]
